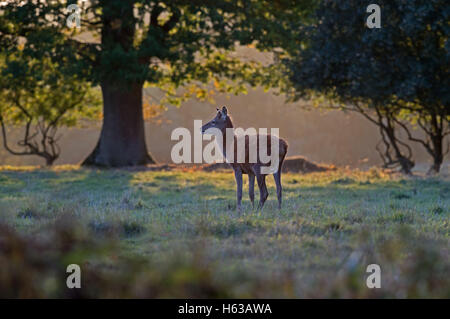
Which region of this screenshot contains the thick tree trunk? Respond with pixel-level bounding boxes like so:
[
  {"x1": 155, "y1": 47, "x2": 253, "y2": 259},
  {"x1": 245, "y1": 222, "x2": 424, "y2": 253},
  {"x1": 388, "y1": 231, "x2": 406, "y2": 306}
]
[
  {"x1": 428, "y1": 134, "x2": 443, "y2": 174},
  {"x1": 429, "y1": 159, "x2": 442, "y2": 174},
  {"x1": 45, "y1": 156, "x2": 57, "y2": 166},
  {"x1": 384, "y1": 125, "x2": 414, "y2": 175},
  {"x1": 82, "y1": 82, "x2": 154, "y2": 167}
]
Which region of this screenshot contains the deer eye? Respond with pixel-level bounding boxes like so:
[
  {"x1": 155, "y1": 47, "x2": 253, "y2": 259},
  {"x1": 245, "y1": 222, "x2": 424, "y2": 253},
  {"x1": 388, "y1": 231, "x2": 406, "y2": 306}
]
[{"x1": 212, "y1": 121, "x2": 216, "y2": 124}]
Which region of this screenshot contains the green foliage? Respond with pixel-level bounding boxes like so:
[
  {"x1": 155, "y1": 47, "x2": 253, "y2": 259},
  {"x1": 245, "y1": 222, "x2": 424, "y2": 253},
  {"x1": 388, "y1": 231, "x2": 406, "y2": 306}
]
[
  {"x1": 1, "y1": 1, "x2": 317, "y2": 167},
  {"x1": 287, "y1": 0, "x2": 449, "y2": 107},
  {"x1": 0, "y1": 0, "x2": 315, "y2": 104},
  {"x1": 0, "y1": 53, "x2": 101, "y2": 165},
  {"x1": 0, "y1": 55, "x2": 100, "y2": 127},
  {"x1": 285, "y1": 0, "x2": 449, "y2": 173}
]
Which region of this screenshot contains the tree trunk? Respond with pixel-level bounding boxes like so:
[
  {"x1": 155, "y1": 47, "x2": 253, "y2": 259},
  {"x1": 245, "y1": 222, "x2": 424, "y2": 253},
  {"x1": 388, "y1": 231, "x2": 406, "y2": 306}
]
[
  {"x1": 45, "y1": 156, "x2": 56, "y2": 166},
  {"x1": 384, "y1": 125, "x2": 414, "y2": 175},
  {"x1": 428, "y1": 113, "x2": 444, "y2": 174},
  {"x1": 82, "y1": 82, "x2": 154, "y2": 167},
  {"x1": 428, "y1": 134, "x2": 443, "y2": 174},
  {"x1": 429, "y1": 159, "x2": 442, "y2": 174}
]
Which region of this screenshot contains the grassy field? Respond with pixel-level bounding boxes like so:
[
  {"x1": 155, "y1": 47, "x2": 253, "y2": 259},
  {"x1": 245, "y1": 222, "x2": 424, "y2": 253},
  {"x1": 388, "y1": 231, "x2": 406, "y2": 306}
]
[{"x1": 0, "y1": 166, "x2": 448, "y2": 298}]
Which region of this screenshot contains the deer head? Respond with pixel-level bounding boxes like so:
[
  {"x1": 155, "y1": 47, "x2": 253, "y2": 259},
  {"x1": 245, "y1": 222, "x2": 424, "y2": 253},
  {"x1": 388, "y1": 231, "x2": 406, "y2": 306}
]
[{"x1": 201, "y1": 106, "x2": 231, "y2": 134}]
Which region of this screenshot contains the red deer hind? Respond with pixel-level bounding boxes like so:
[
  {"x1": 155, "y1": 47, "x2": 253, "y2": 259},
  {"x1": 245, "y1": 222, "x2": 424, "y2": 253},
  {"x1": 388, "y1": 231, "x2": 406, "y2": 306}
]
[{"x1": 201, "y1": 107, "x2": 288, "y2": 210}]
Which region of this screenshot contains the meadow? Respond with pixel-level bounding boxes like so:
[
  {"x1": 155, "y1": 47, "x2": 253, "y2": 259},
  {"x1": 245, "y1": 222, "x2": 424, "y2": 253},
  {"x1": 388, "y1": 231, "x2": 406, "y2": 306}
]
[{"x1": 0, "y1": 166, "x2": 448, "y2": 298}]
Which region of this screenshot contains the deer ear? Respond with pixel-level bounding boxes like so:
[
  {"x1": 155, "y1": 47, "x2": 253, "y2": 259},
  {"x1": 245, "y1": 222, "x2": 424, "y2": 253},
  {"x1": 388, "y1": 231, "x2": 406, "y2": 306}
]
[{"x1": 221, "y1": 106, "x2": 228, "y2": 116}]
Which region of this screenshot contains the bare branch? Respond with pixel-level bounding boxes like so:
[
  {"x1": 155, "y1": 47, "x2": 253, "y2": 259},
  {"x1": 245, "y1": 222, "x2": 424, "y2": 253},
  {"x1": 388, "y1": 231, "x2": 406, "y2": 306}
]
[{"x1": 393, "y1": 117, "x2": 433, "y2": 156}]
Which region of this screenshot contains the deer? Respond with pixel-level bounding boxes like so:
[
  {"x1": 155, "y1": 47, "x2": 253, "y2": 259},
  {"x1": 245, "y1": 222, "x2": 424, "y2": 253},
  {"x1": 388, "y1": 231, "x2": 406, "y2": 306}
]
[{"x1": 201, "y1": 106, "x2": 288, "y2": 211}]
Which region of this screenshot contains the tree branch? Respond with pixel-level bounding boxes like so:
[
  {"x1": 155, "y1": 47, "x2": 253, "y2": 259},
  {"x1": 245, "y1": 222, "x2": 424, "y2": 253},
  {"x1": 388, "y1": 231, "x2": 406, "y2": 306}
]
[
  {"x1": 0, "y1": 115, "x2": 34, "y2": 156},
  {"x1": 393, "y1": 117, "x2": 433, "y2": 156}
]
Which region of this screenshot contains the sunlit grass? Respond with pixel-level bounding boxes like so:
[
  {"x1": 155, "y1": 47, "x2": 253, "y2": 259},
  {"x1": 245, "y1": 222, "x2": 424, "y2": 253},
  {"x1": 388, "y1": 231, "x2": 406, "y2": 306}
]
[{"x1": 0, "y1": 166, "x2": 448, "y2": 297}]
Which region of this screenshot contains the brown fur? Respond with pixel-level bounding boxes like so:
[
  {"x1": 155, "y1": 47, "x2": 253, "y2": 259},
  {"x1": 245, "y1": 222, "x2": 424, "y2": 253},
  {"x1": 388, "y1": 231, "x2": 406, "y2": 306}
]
[{"x1": 201, "y1": 107, "x2": 288, "y2": 210}]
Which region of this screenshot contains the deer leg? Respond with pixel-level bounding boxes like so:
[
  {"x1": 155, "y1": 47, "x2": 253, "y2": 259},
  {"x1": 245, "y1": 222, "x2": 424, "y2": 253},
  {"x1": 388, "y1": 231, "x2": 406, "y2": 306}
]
[
  {"x1": 256, "y1": 173, "x2": 268, "y2": 210},
  {"x1": 273, "y1": 170, "x2": 282, "y2": 209},
  {"x1": 248, "y1": 173, "x2": 255, "y2": 208},
  {"x1": 234, "y1": 168, "x2": 243, "y2": 211}
]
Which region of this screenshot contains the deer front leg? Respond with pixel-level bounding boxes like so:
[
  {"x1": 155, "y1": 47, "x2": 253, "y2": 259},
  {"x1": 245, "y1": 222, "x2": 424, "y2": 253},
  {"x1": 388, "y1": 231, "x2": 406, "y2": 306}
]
[
  {"x1": 256, "y1": 173, "x2": 268, "y2": 210},
  {"x1": 248, "y1": 173, "x2": 255, "y2": 208},
  {"x1": 234, "y1": 168, "x2": 243, "y2": 211},
  {"x1": 273, "y1": 171, "x2": 282, "y2": 209}
]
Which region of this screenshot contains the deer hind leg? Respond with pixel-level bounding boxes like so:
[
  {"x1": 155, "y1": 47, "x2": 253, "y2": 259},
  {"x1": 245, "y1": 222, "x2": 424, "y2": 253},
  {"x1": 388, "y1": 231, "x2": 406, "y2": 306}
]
[
  {"x1": 256, "y1": 173, "x2": 268, "y2": 210},
  {"x1": 273, "y1": 170, "x2": 282, "y2": 209},
  {"x1": 234, "y1": 168, "x2": 243, "y2": 211},
  {"x1": 248, "y1": 173, "x2": 255, "y2": 208},
  {"x1": 274, "y1": 146, "x2": 287, "y2": 210}
]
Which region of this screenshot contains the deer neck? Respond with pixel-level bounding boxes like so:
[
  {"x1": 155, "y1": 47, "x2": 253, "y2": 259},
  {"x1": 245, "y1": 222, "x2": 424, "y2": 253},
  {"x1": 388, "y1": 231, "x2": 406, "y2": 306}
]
[{"x1": 218, "y1": 119, "x2": 235, "y2": 162}]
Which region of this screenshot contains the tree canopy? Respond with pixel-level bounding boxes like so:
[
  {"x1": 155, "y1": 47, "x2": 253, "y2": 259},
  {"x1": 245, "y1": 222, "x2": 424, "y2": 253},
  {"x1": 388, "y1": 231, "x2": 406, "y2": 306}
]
[
  {"x1": 0, "y1": 0, "x2": 315, "y2": 166},
  {"x1": 286, "y1": 0, "x2": 449, "y2": 173},
  {"x1": 0, "y1": 53, "x2": 100, "y2": 165}
]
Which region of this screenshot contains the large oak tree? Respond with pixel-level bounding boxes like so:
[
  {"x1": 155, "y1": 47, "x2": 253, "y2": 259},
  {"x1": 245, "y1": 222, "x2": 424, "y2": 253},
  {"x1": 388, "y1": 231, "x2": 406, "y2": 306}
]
[{"x1": 0, "y1": 0, "x2": 313, "y2": 166}]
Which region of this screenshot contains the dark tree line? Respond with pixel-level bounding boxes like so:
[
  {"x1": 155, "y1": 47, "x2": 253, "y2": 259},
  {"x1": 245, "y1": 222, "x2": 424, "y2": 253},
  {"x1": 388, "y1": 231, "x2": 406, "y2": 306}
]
[
  {"x1": 286, "y1": 0, "x2": 449, "y2": 174},
  {"x1": 0, "y1": 1, "x2": 448, "y2": 172}
]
